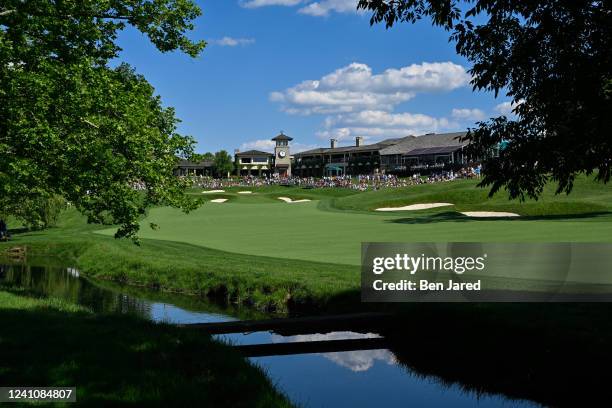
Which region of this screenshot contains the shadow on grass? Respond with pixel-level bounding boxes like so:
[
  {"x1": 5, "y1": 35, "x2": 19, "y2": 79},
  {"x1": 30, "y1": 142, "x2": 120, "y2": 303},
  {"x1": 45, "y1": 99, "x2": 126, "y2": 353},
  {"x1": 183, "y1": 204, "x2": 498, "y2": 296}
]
[
  {"x1": 0, "y1": 306, "x2": 291, "y2": 407},
  {"x1": 387, "y1": 211, "x2": 612, "y2": 224},
  {"x1": 6, "y1": 227, "x2": 30, "y2": 235}
]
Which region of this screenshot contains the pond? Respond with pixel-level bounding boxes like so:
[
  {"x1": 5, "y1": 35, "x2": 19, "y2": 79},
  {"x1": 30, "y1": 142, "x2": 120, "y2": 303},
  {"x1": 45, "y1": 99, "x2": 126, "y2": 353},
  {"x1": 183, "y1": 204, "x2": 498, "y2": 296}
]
[{"x1": 0, "y1": 264, "x2": 540, "y2": 408}]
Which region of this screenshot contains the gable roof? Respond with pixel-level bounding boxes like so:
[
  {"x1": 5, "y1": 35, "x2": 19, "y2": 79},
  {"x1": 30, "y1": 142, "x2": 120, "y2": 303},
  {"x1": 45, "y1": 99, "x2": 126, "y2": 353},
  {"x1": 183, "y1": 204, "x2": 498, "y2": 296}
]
[
  {"x1": 296, "y1": 137, "x2": 409, "y2": 156},
  {"x1": 176, "y1": 159, "x2": 214, "y2": 167},
  {"x1": 293, "y1": 131, "x2": 469, "y2": 157},
  {"x1": 379, "y1": 132, "x2": 468, "y2": 156},
  {"x1": 235, "y1": 150, "x2": 274, "y2": 157},
  {"x1": 404, "y1": 145, "x2": 465, "y2": 156},
  {"x1": 271, "y1": 132, "x2": 293, "y2": 141}
]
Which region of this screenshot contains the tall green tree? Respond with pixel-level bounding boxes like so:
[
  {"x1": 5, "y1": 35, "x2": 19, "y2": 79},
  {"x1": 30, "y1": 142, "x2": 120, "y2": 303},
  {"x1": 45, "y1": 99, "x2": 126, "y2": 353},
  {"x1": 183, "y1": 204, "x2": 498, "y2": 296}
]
[
  {"x1": 201, "y1": 152, "x2": 215, "y2": 162},
  {"x1": 191, "y1": 152, "x2": 214, "y2": 163},
  {"x1": 358, "y1": 0, "x2": 612, "y2": 199},
  {"x1": 0, "y1": 1, "x2": 205, "y2": 239},
  {"x1": 213, "y1": 150, "x2": 234, "y2": 178}
]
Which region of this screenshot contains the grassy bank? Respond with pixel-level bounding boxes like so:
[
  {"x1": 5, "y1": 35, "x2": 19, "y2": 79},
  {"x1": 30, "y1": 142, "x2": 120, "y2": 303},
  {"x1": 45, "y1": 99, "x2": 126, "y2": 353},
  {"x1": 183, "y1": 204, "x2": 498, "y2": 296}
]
[
  {"x1": 0, "y1": 287, "x2": 291, "y2": 407},
  {"x1": 3, "y1": 175, "x2": 612, "y2": 312},
  {"x1": 331, "y1": 175, "x2": 612, "y2": 215},
  {"x1": 1, "y1": 209, "x2": 359, "y2": 312}
]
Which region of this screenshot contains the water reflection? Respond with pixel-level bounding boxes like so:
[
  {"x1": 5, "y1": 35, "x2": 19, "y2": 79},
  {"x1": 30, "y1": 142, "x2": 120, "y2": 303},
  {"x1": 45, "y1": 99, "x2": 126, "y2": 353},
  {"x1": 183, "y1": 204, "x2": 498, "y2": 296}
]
[
  {"x1": 1, "y1": 264, "x2": 153, "y2": 318},
  {"x1": 0, "y1": 264, "x2": 540, "y2": 408},
  {"x1": 270, "y1": 332, "x2": 396, "y2": 372}
]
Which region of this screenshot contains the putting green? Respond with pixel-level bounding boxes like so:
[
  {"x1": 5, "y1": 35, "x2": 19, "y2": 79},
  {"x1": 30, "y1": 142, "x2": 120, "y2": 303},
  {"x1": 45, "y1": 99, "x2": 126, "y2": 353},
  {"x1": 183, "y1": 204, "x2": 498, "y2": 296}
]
[{"x1": 97, "y1": 200, "x2": 612, "y2": 266}]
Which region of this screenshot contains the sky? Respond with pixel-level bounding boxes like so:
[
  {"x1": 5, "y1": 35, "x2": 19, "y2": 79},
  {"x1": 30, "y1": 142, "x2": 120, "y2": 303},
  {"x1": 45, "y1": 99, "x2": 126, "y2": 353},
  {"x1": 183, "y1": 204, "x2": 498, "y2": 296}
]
[{"x1": 114, "y1": 0, "x2": 514, "y2": 154}]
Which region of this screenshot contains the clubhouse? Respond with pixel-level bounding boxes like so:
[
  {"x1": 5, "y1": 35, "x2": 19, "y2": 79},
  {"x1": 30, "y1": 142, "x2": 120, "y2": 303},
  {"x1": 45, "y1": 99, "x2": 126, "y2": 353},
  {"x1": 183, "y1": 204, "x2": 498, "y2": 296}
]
[
  {"x1": 176, "y1": 131, "x2": 497, "y2": 177},
  {"x1": 293, "y1": 131, "x2": 486, "y2": 177},
  {"x1": 234, "y1": 150, "x2": 274, "y2": 176},
  {"x1": 234, "y1": 132, "x2": 294, "y2": 177},
  {"x1": 175, "y1": 158, "x2": 214, "y2": 176}
]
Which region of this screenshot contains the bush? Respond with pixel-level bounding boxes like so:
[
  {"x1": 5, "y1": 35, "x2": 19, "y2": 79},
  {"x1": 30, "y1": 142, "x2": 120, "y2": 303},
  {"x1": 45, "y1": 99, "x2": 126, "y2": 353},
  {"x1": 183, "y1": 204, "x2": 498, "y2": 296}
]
[{"x1": 1, "y1": 195, "x2": 67, "y2": 230}]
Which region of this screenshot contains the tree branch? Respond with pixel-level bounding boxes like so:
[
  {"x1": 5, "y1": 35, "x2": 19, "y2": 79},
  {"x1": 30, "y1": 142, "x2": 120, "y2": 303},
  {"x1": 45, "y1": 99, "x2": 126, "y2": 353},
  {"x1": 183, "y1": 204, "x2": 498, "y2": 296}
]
[
  {"x1": 82, "y1": 119, "x2": 99, "y2": 129},
  {"x1": 0, "y1": 9, "x2": 130, "y2": 20}
]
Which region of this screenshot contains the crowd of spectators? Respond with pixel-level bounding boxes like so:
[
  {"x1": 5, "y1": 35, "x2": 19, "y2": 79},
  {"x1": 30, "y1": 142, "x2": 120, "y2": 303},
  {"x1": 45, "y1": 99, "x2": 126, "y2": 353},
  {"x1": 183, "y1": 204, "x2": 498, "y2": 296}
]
[{"x1": 183, "y1": 165, "x2": 482, "y2": 191}]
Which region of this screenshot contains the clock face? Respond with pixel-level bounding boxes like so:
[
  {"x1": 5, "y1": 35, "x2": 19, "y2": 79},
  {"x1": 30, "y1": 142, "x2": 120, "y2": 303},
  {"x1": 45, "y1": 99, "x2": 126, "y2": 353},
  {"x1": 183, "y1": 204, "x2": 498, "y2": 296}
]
[{"x1": 278, "y1": 151, "x2": 286, "y2": 158}]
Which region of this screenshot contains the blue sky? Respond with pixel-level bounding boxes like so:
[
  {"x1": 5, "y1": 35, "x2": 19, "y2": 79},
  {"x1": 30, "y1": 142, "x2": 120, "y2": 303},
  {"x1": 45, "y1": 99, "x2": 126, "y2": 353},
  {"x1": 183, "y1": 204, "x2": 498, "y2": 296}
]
[{"x1": 115, "y1": 0, "x2": 513, "y2": 154}]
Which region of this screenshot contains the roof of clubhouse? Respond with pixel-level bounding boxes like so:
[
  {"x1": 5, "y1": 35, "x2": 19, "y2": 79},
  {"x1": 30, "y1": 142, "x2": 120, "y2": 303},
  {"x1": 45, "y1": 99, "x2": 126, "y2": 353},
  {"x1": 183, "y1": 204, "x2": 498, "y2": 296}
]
[
  {"x1": 235, "y1": 149, "x2": 274, "y2": 157},
  {"x1": 295, "y1": 131, "x2": 468, "y2": 157},
  {"x1": 177, "y1": 158, "x2": 214, "y2": 167}
]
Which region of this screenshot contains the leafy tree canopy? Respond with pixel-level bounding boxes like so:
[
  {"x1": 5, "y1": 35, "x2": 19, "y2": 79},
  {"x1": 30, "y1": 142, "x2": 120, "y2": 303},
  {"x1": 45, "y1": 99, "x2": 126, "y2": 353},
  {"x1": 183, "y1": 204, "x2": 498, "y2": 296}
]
[
  {"x1": 358, "y1": 0, "x2": 612, "y2": 199},
  {"x1": 213, "y1": 150, "x2": 233, "y2": 178},
  {"x1": 191, "y1": 152, "x2": 214, "y2": 163},
  {"x1": 1, "y1": 1, "x2": 205, "y2": 239}
]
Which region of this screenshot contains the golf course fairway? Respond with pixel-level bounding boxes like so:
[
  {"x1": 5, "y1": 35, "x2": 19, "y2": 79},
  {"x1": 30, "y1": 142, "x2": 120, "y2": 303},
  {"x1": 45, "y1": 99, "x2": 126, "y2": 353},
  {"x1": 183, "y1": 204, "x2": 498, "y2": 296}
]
[{"x1": 97, "y1": 180, "x2": 612, "y2": 266}]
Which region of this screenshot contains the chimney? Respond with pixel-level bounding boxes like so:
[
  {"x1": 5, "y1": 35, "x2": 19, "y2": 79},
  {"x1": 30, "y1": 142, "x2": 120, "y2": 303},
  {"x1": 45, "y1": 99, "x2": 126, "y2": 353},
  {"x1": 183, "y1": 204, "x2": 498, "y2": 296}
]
[
  {"x1": 356, "y1": 136, "x2": 364, "y2": 147},
  {"x1": 330, "y1": 139, "x2": 337, "y2": 149}
]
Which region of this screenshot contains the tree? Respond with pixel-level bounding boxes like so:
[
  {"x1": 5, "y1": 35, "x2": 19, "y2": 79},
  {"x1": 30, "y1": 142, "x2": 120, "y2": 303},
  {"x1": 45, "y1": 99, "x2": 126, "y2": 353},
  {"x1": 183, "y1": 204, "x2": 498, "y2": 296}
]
[
  {"x1": 191, "y1": 152, "x2": 214, "y2": 162},
  {"x1": 357, "y1": 0, "x2": 612, "y2": 199},
  {"x1": 1, "y1": 1, "x2": 205, "y2": 239},
  {"x1": 201, "y1": 152, "x2": 215, "y2": 162},
  {"x1": 1, "y1": 194, "x2": 66, "y2": 230},
  {"x1": 213, "y1": 150, "x2": 234, "y2": 178}
]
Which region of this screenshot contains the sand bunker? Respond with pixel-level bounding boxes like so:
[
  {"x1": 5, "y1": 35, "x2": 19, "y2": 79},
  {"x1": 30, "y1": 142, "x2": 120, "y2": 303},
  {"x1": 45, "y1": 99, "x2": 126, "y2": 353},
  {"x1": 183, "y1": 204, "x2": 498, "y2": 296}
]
[
  {"x1": 375, "y1": 203, "x2": 454, "y2": 212},
  {"x1": 202, "y1": 190, "x2": 225, "y2": 194},
  {"x1": 461, "y1": 211, "x2": 520, "y2": 218},
  {"x1": 210, "y1": 198, "x2": 228, "y2": 203},
  {"x1": 237, "y1": 191, "x2": 253, "y2": 194},
  {"x1": 278, "y1": 197, "x2": 311, "y2": 203}
]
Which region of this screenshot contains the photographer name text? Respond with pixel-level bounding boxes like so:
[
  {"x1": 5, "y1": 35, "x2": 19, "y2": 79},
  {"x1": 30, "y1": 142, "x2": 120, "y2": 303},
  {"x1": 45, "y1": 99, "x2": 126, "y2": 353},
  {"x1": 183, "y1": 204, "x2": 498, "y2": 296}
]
[{"x1": 373, "y1": 279, "x2": 481, "y2": 291}]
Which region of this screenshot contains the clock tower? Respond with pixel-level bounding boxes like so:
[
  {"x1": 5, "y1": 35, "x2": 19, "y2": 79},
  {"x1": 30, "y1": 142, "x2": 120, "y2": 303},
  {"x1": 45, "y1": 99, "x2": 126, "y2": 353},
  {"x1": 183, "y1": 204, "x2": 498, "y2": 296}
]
[{"x1": 272, "y1": 131, "x2": 293, "y2": 177}]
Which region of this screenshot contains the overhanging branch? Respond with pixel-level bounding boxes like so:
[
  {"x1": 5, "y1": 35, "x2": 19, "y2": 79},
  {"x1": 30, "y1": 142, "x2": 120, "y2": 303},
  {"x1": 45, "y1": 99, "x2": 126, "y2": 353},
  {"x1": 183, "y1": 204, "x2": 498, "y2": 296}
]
[{"x1": 0, "y1": 8, "x2": 131, "y2": 20}]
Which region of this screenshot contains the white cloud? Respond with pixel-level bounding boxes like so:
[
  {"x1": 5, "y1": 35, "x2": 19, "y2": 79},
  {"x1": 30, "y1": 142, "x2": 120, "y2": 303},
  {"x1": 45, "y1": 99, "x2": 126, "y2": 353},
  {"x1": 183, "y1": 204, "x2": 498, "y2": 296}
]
[
  {"x1": 451, "y1": 108, "x2": 486, "y2": 121},
  {"x1": 317, "y1": 110, "x2": 457, "y2": 142},
  {"x1": 240, "y1": 0, "x2": 304, "y2": 8},
  {"x1": 210, "y1": 37, "x2": 256, "y2": 47},
  {"x1": 269, "y1": 62, "x2": 468, "y2": 145},
  {"x1": 271, "y1": 332, "x2": 395, "y2": 372},
  {"x1": 298, "y1": 0, "x2": 359, "y2": 16},
  {"x1": 240, "y1": 139, "x2": 276, "y2": 152},
  {"x1": 494, "y1": 100, "x2": 524, "y2": 116},
  {"x1": 271, "y1": 62, "x2": 470, "y2": 115},
  {"x1": 240, "y1": 0, "x2": 359, "y2": 16},
  {"x1": 339, "y1": 110, "x2": 453, "y2": 129},
  {"x1": 494, "y1": 101, "x2": 513, "y2": 115}
]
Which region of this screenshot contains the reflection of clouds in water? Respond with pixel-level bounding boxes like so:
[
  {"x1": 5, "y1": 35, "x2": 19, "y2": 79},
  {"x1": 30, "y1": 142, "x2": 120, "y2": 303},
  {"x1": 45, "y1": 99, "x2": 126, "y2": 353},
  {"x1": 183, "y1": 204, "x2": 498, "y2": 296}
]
[
  {"x1": 66, "y1": 267, "x2": 80, "y2": 277},
  {"x1": 271, "y1": 331, "x2": 396, "y2": 372},
  {"x1": 326, "y1": 348, "x2": 396, "y2": 372}
]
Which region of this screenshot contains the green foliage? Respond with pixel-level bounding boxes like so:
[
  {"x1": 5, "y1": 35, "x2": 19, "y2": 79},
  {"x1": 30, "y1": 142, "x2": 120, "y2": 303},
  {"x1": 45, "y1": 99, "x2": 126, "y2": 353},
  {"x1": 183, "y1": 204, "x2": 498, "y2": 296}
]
[
  {"x1": 214, "y1": 150, "x2": 234, "y2": 178},
  {"x1": 0, "y1": 0, "x2": 205, "y2": 239},
  {"x1": 358, "y1": 0, "x2": 612, "y2": 199},
  {"x1": 191, "y1": 152, "x2": 214, "y2": 162},
  {"x1": 3, "y1": 194, "x2": 67, "y2": 230}
]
